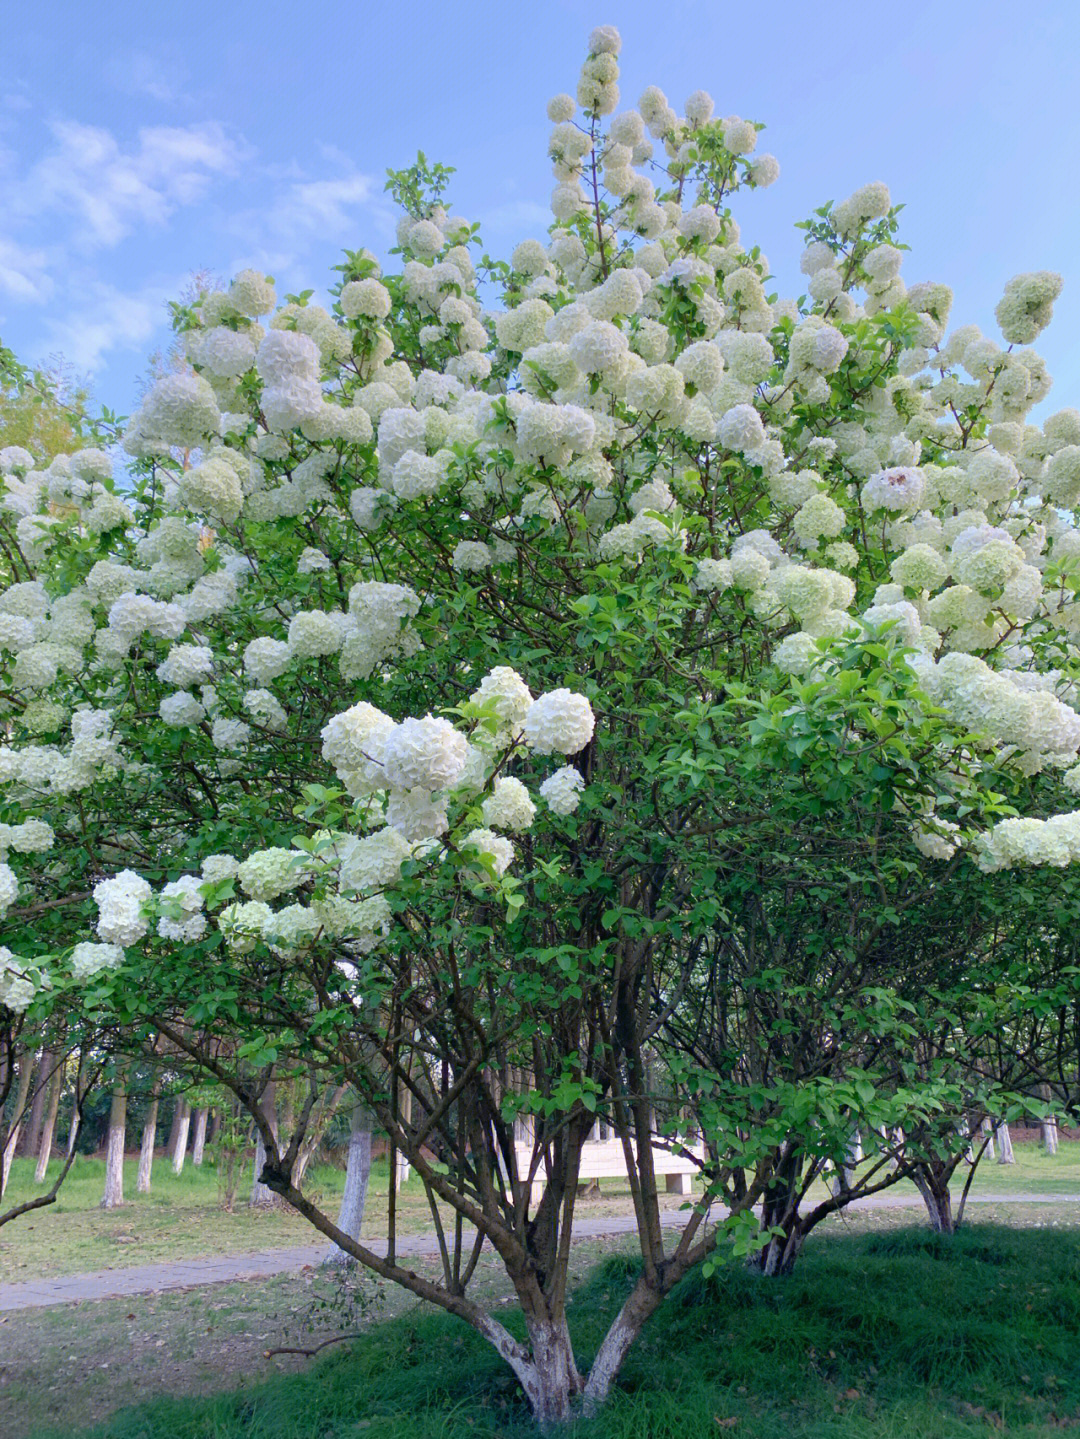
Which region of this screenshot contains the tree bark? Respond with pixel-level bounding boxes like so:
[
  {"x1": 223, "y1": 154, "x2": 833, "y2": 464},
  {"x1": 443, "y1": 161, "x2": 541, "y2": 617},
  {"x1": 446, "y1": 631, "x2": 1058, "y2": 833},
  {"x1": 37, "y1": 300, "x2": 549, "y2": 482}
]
[
  {"x1": 137, "y1": 1080, "x2": 161, "y2": 1193},
  {"x1": 170, "y1": 1099, "x2": 191, "y2": 1175},
  {"x1": 980, "y1": 1116, "x2": 995, "y2": 1161},
  {"x1": 19, "y1": 1050, "x2": 49, "y2": 1157},
  {"x1": 1, "y1": 1052, "x2": 34, "y2": 1200},
  {"x1": 995, "y1": 1122, "x2": 1015, "y2": 1164},
  {"x1": 100, "y1": 1079, "x2": 128, "y2": 1209},
  {"x1": 191, "y1": 1107, "x2": 208, "y2": 1166},
  {"x1": 912, "y1": 1169, "x2": 954, "y2": 1232},
  {"x1": 33, "y1": 1057, "x2": 63, "y2": 1184},
  {"x1": 329, "y1": 1103, "x2": 372, "y2": 1262},
  {"x1": 250, "y1": 1081, "x2": 279, "y2": 1207},
  {"x1": 1039, "y1": 1086, "x2": 1058, "y2": 1155}
]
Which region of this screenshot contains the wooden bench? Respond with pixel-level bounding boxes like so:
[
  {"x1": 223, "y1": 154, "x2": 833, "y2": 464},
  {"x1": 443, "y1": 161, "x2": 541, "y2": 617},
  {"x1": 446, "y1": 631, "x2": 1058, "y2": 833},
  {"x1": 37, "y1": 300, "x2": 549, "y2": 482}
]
[{"x1": 512, "y1": 1137, "x2": 703, "y2": 1204}]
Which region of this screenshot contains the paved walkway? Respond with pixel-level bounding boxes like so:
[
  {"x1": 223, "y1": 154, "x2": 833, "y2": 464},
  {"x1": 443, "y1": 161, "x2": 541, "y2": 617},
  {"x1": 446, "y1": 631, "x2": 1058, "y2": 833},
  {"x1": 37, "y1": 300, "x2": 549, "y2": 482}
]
[{"x1": 2, "y1": 1192, "x2": 1077, "y2": 1313}]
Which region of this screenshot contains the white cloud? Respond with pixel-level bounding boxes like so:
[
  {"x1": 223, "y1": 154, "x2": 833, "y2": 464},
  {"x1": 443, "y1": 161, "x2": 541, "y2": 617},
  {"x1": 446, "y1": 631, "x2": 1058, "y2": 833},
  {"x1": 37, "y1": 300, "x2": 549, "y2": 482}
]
[
  {"x1": 0, "y1": 236, "x2": 53, "y2": 303},
  {"x1": 39, "y1": 280, "x2": 172, "y2": 375},
  {"x1": 13, "y1": 120, "x2": 245, "y2": 247}
]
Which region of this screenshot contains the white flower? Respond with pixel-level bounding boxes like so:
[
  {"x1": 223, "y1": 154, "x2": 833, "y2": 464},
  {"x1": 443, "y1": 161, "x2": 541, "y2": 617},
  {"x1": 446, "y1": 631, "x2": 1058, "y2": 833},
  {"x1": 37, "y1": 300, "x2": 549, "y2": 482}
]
[
  {"x1": 717, "y1": 404, "x2": 766, "y2": 453},
  {"x1": 70, "y1": 941, "x2": 124, "y2": 979},
  {"x1": 339, "y1": 826, "x2": 415, "y2": 893},
  {"x1": 523, "y1": 689, "x2": 595, "y2": 756},
  {"x1": 156, "y1": 644, "x2": 214, "y2": 688},
  {"x1": 94, "y1": 869, "x2": 152, "y2": 946},
  {"x1": 287, "y1": 610, "x2": 343, "y2": 658},
  {"x1": 862, "y1": 466, "x2": 927, "y2": 513},
  {"x1": 482, "y1": 776, "x2": 537, "y2": 833},
  {"x1": 382, "y1": 716, "x2": 468, "y2": 792},
  {"x1": 462, "y1": 828, "x2": 515, "y2": 878},
  {"x1": 237, "y1": 848, "x2": 305, "y2": 901},
  {"x1": 452, "y1": 541, "x2": 493, "y2": 572},
  {"x1": 0, "y1": 861, "x2": 17, "y2": 917},
  {"x1": 244, "y1": 636, "x2": 292, "y2": 682},
  {"x1": 159, "y1": 691, "x2": 206, "y2": 728},
  {"x1": 157, "y1": 875, "x2": 207, "y2": 942},
  {"x1": 539, "y1": 765, "x2": 585, "y2": 815}
]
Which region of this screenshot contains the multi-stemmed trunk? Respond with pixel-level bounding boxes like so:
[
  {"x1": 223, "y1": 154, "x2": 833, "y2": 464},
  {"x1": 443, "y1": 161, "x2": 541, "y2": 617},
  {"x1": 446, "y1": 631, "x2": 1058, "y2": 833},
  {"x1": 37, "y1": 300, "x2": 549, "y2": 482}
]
[{"x1": 911, "y1": 1166, "x2": 955, "y2": 1233}]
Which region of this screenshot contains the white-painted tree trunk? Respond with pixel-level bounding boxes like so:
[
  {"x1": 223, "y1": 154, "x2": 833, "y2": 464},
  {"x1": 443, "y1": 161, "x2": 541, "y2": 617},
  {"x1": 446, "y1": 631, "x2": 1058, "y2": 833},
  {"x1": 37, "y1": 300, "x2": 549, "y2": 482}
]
[
  {"x1": 995, "y1": 1122, "x2": 1015, "y2": 1164},
  {"x1": 137, "y1": 1088, "x2": 160, "y2": 1193},
  {"x1": 100, "y1": 1083, "x2": 127, "y2": 1209},
  {"x1": 329, "y1": 1104, "x2": 372, "y2": 1262},
  {"x1": 250, "y1": 1083, "x2": 279, "y2": 1207},
  {"x1": 190, "y1": 1107, "x2": 208, "y2": 1166},
  {"x1": 33, "y1": 1059, "x2": 62, "y2": 1183},
  {"x1": 171, "y1": 1099, "x2": 191, "y2": 1175},
  {"x1": 980, "y1": 1116, "x2": 995, "y2": 1161},
  {"x1": 1039, "y1": 1087, "x2": 1058, "y2": 1155}
]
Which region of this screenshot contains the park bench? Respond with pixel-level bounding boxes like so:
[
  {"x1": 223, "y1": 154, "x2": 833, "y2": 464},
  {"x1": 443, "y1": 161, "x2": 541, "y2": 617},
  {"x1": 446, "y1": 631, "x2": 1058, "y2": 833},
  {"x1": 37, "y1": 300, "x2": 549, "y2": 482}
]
[{"x1": 512, "y1": 1135, "x2": 703, "y2": 1204}]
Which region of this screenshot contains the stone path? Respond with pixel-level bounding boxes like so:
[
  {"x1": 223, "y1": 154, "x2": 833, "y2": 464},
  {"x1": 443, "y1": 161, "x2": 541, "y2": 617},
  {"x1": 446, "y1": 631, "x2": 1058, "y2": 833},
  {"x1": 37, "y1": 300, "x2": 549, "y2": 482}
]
[{"x1": 2, "y1": 1191, "x2": 1077, "y2": 1313}]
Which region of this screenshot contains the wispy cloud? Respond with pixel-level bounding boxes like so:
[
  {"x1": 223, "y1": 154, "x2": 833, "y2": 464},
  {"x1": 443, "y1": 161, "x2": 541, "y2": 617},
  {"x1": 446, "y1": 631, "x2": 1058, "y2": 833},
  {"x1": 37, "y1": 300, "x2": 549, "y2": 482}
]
[
  {"x1": 12, "y1": 120, "x2": 245, "y2": 247},
  {"x1": 0, "y1": 235, "x2": 53, "y2": 303},
  {"x1": 39, "y1": 279, "x2": 173, "y2": 375}
]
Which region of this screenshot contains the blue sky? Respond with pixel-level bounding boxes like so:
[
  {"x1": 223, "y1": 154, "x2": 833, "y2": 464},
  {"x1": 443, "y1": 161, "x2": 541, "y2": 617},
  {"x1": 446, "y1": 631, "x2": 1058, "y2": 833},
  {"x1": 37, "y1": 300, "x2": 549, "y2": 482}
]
[{"x1": 2, "y1": 0, "x2": 1078, "y2": 420}]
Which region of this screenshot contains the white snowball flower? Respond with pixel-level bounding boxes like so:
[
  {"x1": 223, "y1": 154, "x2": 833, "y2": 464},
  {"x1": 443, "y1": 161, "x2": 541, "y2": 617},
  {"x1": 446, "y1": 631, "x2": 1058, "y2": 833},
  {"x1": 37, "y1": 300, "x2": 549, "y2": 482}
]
[
  {"x1": 382, "y1": 716, "x2": 468, "y2": 792},
  {"x1": 462, "y1": 828, "x2": 515, "y2": 878},
  {"x1": 523, "y1": 689, "x2": 595, "y2": 756},
  {"x1": 0, "y1": 861, "x2": 17, "y2": 917},
  {"x1": 94, "y1": 870, "x2": 152, "y2": 946},
  {"x1": 157, "y1": 875, "x2": 207, "y2": 943},
  {"x1": 481, "y1": 776, "x2": 537, "y2": 832},
  {"x1": 862, "y1": 466, "x2": 927, "y2": 513},
  {"x1": 539, "y1": 766, "x2": 585, "y2": 815},
  {"x1": 470, "y1": 668, "x2": 534, "y2": 746},
  {"x1": 70, "y1": 941, "x2": 124, "y2": 980}
]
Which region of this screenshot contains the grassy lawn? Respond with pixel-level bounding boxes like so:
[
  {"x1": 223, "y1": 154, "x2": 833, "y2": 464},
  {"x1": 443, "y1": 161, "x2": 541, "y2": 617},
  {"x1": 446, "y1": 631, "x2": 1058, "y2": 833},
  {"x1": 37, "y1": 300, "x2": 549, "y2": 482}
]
[
  {"x1": 5, "y1": 1221, "x2": 1080, "y2": 1439},
  {"x1": 3, "y1": 1140, "x2": 1079, "y2": 1286}
]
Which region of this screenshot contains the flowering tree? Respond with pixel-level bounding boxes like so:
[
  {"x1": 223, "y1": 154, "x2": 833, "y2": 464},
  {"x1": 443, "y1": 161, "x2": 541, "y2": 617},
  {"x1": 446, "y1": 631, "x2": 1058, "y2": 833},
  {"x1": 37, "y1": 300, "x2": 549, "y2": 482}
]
[{"x1": 3, "y1": 22, "x2": 1080, "y2": 1424}]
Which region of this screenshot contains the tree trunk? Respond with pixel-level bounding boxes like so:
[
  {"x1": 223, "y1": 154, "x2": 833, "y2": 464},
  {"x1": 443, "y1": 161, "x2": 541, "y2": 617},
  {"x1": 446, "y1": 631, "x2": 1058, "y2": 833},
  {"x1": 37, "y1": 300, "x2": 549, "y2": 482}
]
[
  {"x1": 911, "y1": 1168, "x2": 955, "y2": 1233},
  {"x1": 250, "y1": 1082, "x2": 279, "y2": 1207},
  {"x1": 1, "y1": 1052, "x2": 34, "y2": 1200},
  {"x1": 191, "y1": 1107, "x2": 208, "y2": 1166},
  {"x1": 980, "y1": 1116, "x2": 995, "y2": 1161},
  {"x1": 521, "y1": 1313, "x2": 582, "y2": 1428},
  {"x1": 100, "y1": 1080, "x2": 128, "y2": 1209},
  {"x1": 137, "y1": 1082, "x2": 160, "y2": 1193},
  {"x1": 171, "y1": 1099, "x2": 191, "y2": 1175},
  {"x1": 33, "y1": 1058, "x2": 63, "y2": 1183},
  {"x1": 329, "y1": 1104, "x2": 372, "y2": 1262},
  {"x1": 208, "y1": 1109, "x2": 221, "y2": 1146},
  {"x1": 995, "y1": 1122, "x2": 1015, "y2": 1164},
  {"x1": 1039, "y1": 1086, "x2": 1058, "y2": 1155},
  {"x1": 19, "y1": 1051, "x2": 49, "y2": 1157}
]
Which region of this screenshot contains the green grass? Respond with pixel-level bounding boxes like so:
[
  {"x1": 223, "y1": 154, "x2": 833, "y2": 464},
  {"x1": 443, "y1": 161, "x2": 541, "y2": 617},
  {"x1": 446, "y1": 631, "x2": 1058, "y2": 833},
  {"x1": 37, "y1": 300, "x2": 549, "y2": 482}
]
[{"x1": 18, "y1": 1223, "x2": 1080, "y2": 1439}]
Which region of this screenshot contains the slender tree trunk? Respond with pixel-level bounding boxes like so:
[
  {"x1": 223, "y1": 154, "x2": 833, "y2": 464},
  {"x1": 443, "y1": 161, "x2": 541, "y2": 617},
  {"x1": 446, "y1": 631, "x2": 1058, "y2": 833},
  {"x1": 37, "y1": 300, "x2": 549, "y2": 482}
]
[
  {"x1": 19, "y1": 1051, "x2": 49, "y2": 1157},
  {"x1": 33, "y1": 1058, "x2": 63, "y2": 1184},
  {"x1": 171, "y1": 1099, "x2": 191, "y2": 1175},
  {"x1": 137, "y1": 1081, "x2": 161, "y2": 1193},
  {"x1": 208, "y1": 1109, "x2": 221, "y2": 1146},
  {"x1": 1, "y1": 1052, "x2": 34, "y2": 1200},
  {"x1": 250, "y1": 1082, "x2": 279, "y2": 1207},
  {"x1": 995, "y1": 1122, "x2": 1015, "y2": 1164},
  {"x1": 191, "y1": 1107, "x2": 208, "y2": 1166},
  {"x1": 1039, "y1": 1086, "x2": 1058, "y2": 1155},
  {"x1": 100, "y1": 1079, "x2": 128, "y2": 1209},
  {"x1": 329, "y1": 1103, "x2": 372, "y2": 1262},
  {"x1": 394, "y1": 1080, "x2": 412, "y2": 1191}
]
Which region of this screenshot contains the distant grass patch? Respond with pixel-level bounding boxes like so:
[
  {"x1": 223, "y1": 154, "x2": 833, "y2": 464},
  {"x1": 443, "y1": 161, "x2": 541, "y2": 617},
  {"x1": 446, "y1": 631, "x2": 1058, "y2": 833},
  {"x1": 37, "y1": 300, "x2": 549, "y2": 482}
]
[{"x1": 26, "y1": 1224, "x2": 1080, "y2": 1439}]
